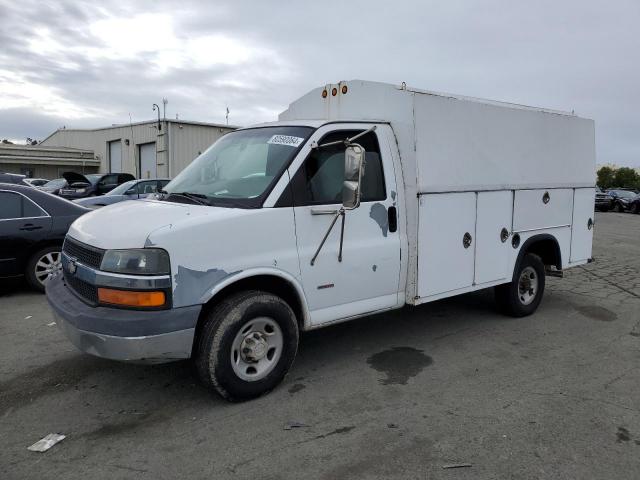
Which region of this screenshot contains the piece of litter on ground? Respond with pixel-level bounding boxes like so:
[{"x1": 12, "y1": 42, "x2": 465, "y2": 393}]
[
  {"x1": 442, "y1": 463, "x2": 472, "y2": 469},
  {"x1": 27, "y1": 433, "x2": 66, "y2": 452},
  {"x1": 387, "y1": 423, "x2": 399, "y2": 429},
  {"x1": 24, "y1": 316, "x2": 32, "y2": 320},
  {"x1": 283, "y1": 422, "x2": 308, "y2": 430},
  {"x1": 47, "y1": 322, "x2": 56, "y2": 327}
]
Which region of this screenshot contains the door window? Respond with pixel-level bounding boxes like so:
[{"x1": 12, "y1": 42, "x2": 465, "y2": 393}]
[
  {"x1": 137, "y1": 181, "x2": 158, "y2": 194},
  {"x1": 0, "y1": 192, "x2": 45, "y2": 219},
  {"x1": 291, "y1": 130, "x2": 386, "y2": 206}
]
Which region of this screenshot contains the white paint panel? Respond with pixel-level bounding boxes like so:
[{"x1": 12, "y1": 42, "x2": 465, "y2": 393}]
[
  {"x1": 108, "y1": 140, "x2": 122, "y2": 173},
  {"x1": 475, "y1": 191, "x2": 513, "y2": 284},
  {"x1": 290, "y1": 125, "x2": 401, "y2": 325},
  {"x1": 513, "y1": 189, "x2": 573, "y2": 232},
  {"x1": 417, "y1": 192, "x2": 476, "y2": 298},
  {"x1": 570, "y1": 188, "x2": 595, "y2": 263},
  {"x1": 139, "y1": 143, "x2": 157, "y2": 179}
]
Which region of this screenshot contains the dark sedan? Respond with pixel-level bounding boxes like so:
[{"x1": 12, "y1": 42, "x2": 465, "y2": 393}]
[
  {"x1": 0, "y1": 183, "x2": 89, "y2": 291},
  {"x1": 607, "y1": 189, "x2": 639, "y2": 213},
  {"x1": 58, "y1": 172, "x2": 135, "y2": 200}
]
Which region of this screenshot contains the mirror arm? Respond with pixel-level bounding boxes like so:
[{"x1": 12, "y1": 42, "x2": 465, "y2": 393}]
[
  {"x1": 338, "y1": 210, "x2": 346, "y2": 262},
  {"x1": 310, "y1": 207, "x2": 345, "y2": 266}
]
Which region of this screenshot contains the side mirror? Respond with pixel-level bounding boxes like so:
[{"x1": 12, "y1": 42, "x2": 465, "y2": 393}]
[
  {"x1": 125, "y1": 188, "x2": 136, "y2": 195},
  {"x1": 343, "y1": 144, "x2": 365, "y2": 210}
]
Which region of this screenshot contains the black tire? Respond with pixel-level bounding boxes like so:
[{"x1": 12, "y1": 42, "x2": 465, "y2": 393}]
[
  {"x1": 495, "y1": 253, "x2": 546, "y2": 317},
  {"x1": 615, "y1": 202, "x2": 624, "y2": 213},
  {"x1": 631, "y1": 203, "x2": 640, "y2": 214},
  {"x1": 195, "y1": 290, "x2": 299, "y2": 402},
  {"x1": 25, "y1": 245, "x2": 62, "y2": 293}
]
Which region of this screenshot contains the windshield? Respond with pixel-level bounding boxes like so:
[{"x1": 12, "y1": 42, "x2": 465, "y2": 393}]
[
  {"x1": 108, "y1": 180, "x2": 137, "y2": 195},
  {"x1": 44, "y1": 178, "x2": 66, "y2": 188},
  {"x1": 611, "y1": 190, "x2": 637, "y2": 199},
  {"x1": 86, "y1": 174, "x2": 102, "y2": 185},
  {"x1": 163, "y1": 126, "x2": 313, "y2": 207}
]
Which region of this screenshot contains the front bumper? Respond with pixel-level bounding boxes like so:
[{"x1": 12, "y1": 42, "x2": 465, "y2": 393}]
[{"x1": 46, "y1": 274, "x2": 201, "y2": 363}]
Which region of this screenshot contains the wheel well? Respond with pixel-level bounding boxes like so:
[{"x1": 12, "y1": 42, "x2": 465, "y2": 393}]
[
  {"x1": 193, "y1": 275, "x2": 305, "y2": 351},
  {"x1": 516, "y1": 235, "x2": 562, "y2": 275}
]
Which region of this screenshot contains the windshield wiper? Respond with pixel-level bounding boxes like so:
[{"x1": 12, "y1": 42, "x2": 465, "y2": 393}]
[{"x1": 161, "y1": 191, "x2": 211, "y2": 206}]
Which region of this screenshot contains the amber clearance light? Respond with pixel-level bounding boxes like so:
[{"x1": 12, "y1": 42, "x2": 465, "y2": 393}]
[{"x1": 98, "y1": 288, "x2": 166, "y2": 307}]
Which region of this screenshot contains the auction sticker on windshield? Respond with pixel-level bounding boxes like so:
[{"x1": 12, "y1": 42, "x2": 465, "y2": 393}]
[{"x1": 267, "y1": 135, "x2": 305, "y2": 147}]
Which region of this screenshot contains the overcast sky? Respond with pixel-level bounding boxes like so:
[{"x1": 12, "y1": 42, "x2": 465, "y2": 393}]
[{"x1": 1, "y1": 0, "x2": 638, "y2": 166}]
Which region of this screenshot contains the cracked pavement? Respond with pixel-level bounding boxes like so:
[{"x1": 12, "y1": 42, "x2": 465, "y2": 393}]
[{"x1": 1, "y1": 212, "x2": 639, "y2": 479}]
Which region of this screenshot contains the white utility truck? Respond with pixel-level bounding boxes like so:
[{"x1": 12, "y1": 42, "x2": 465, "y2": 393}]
[{"x1": 47, "y1": 80, "x2": 595, "y2": 401}]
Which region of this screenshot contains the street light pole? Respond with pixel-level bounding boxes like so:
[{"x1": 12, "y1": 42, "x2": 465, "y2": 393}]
[{"x1": 152, "y1": 103, "x2": 161, "y2": 131}]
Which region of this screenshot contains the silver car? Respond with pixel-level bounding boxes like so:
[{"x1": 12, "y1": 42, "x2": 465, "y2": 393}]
[{"x1": 74, "y1": 178, "x2": 170, "y2": 208}]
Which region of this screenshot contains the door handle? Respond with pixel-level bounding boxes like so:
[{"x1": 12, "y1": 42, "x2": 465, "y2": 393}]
[
  {"x1": 388, "y1": 206, "x2": 397, "y2": 233},
  {"x1": 19, "y1": 224, "x2": 42, "y2": 231},
  {"x1": 310, "y1": 207, "x2": 339, "y2": 215}
]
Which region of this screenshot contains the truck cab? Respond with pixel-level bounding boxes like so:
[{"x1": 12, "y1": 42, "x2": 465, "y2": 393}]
[{"x1": 47, "y1": 80, "x2": 595, "y2": 401}]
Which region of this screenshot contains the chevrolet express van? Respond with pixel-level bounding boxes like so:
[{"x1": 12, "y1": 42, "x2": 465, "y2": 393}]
[{"x1": 47, "y1": 80, "x2": 595, "y2": 401}]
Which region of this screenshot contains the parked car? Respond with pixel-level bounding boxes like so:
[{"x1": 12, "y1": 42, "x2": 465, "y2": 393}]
[
  {"x1": 628, "y1": 194, "x2": 640, "y2": 214},
  {"x1": 58, "y1": 172, "x2": 135, "y2": 200},
  {"x1": 74, "y1": 178, "x2": 170, "y2": 208},
  {"x1": 0, "y1": 183, "x2": 89, "y2": 291},
  {"x1": 0, "y1": 173, "x2": 30, "y2": 186},
  {"x1": 595, "y1": 187, "x2": 613, "y2": 211},
  {"x1": 23, "y1": 178, "x2": 49, "y2": 187},
  {"x1": 39, "y1": 178, "x2": 68, "y2": 195},
  {"x1": 607, "y1": 189, "x2": 639, "y2": 212}
]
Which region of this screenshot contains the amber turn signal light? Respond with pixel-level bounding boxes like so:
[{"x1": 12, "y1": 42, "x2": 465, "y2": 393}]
[{"x1": 98, "y1": 288, "x2": 166, "y2": 307}]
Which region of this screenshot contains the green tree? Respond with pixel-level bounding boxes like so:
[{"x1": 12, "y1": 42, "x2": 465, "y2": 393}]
[
  {"x1": 613, "y1": 167, "x2": 639, "y2": 189},
  {"x1": 597, "y1": 166, "x2": 616, "y2": 189}
]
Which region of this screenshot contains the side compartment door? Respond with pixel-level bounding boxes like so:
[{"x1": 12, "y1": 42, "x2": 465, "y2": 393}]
[
  {"x1": 417, "y1": 192, "x2": 476, "y2": 298},
  {"x1": 474, "y1": 191, "x2": 513, "y2": 285},
  {"x1": 570, "y1": 188, "x2": 595, "y2": 263}
]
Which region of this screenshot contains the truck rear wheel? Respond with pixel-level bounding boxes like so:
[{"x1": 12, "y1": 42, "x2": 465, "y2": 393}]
[
  {"x1": 195, "y1": 290, "x2": 299, "y2": 402},
  {"x1": 495, "y1": 253, "x2": 546, "y2": 317}
]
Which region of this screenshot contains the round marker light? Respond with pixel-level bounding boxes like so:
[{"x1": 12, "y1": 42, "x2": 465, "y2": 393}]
[
  {"x1": 341, "y1": 85, "x2": 348, "y2": 94},
  {"x1": 331, "y1": 87, "x2": 337, "y2": 96},
  {"x1": 321, "y1": 89, "x2": 328, "y2": 98}
]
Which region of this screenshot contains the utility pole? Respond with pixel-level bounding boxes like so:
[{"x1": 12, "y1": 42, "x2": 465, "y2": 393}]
[
  {"x1": 226, "y1": 106, "x2": 229, "y2": 125},
  {"x1": 162, "y1": 98, "x2": 168, "y2": 120}
]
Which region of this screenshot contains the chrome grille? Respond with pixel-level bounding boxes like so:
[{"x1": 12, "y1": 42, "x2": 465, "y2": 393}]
[{"x1": 62, "y1": 237, "x2": 104, "y2": 269}]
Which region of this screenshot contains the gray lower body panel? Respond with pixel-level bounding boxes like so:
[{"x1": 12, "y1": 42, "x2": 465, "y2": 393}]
[{"x1": 46, "y1": 274, "x2": 200, "y2": 363}]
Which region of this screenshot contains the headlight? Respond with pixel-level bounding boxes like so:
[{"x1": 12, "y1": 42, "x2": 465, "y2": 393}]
[
  {"x1": 100, "y1": 248, "x2": 170, "y2": 275},
  {"x1": 76, "y1": 188, "x2": 87, "y2": 193}
]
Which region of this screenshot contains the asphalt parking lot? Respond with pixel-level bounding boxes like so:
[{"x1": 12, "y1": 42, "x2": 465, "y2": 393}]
[{"x1": 1, "y1": 212, "x2": 639, "y2": 479}]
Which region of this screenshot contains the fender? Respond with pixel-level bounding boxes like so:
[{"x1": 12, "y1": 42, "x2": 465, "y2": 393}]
[
  {"x1": 198, "y1": 267, "x2": 312, "y2": 330},
  {"x1": 511, "y1": 233, "x2": 562, "y2": 282}
]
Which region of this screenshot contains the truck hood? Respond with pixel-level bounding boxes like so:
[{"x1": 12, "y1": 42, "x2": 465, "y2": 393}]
[
  {"x1": 67, "y1": 199, "x2": 232, "y2": 249},
  {"x1": 63, "y1": 171, "x2": 93, "y2": 185}
]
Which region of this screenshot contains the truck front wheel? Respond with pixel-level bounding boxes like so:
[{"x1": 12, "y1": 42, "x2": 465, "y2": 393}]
[
  {"x1": 195, "y1": 290, "x2": 299, "y2": 402},
  {"x1": 495, "y1": 253, "x2": 546, "y2": 317}
]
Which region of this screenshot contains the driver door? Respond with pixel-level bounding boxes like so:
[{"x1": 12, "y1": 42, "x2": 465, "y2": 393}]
[{"x1": 289, "y1": 125, "x2": 401, "y2": 326}]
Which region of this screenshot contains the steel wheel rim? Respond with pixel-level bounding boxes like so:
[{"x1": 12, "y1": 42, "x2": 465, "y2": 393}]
[
  {"x1": 231, "y1": 317, "x2": 283, "y2": 382},
  {"x1": 518, "y1": 266, "x2": 538, "y2": 306},
  {"x1": 34, "y1": 251, "x2": 62, "y2": 286}
]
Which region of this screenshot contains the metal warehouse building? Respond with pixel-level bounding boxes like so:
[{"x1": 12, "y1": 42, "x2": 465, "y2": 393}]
[
  {"x1": 0, "y1": 144, "x2": 99, "y2": 179},
  {"x1": 39, "y1": 119, "x2": 236, "y2": 179}
]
